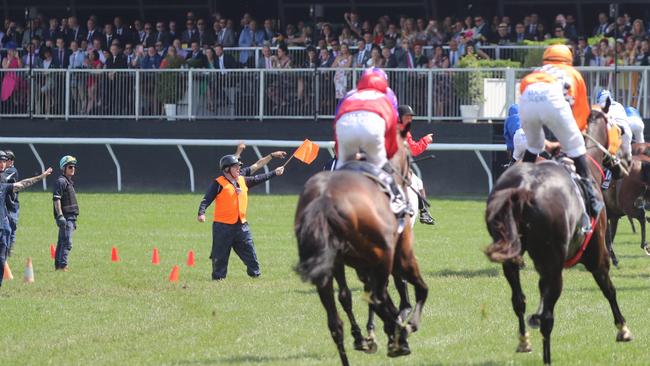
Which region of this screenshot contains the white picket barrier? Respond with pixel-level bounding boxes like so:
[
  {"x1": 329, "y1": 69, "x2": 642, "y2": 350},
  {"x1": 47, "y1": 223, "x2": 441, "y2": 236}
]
[{"x1": 0, "y1": 137, "x2": 506, "y2": 194}]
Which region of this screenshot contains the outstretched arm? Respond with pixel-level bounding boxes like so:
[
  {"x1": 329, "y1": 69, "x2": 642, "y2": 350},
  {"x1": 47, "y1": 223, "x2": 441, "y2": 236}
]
[
  {"x1": 13, "y1": 167, "x2": 52, "y2": 192},
  {"x1": 249, "y1": 151, "x2": 287, "y2": 174}
]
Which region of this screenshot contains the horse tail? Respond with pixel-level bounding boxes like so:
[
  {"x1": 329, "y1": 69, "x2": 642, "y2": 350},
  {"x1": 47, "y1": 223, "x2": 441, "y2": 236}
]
[
  {"x1": 484, "y1": 187, "x2": 533, "y2": 263},
  {"x1": 295, "y1": 196, "x2": 348, "y2": 286}
]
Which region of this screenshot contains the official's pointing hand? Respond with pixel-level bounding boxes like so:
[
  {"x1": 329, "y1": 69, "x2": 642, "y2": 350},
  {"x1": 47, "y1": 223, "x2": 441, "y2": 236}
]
[
  {"x1": 271, "y1": 151, "x2": 287, "y2": 159},
  {"x1": 275, "y1": 167, "x2": 285, "y2": 176}
]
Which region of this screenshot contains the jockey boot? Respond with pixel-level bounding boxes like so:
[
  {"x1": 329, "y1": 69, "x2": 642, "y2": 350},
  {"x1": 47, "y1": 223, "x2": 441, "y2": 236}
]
[
  {"x1": 522, "y1": 150, "x2": 538, "y2": 163},
  {"x1": 417, "y1": 194, "x2": 435, "y2": 225},
  {"x1": 381, "y1": 163, "x2": 412, "y2": 218},
  {"x1": 573, "y1": 154, "x2": 605, "y2": 232}
]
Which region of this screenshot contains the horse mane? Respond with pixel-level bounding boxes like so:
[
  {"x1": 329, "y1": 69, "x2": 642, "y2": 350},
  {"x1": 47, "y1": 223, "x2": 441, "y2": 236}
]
[{"x1": 484, "y1": 187, "x2": 534, "y2": 263}]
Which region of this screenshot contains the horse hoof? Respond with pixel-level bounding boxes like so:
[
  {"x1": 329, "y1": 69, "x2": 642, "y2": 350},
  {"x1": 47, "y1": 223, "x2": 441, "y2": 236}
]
[
  {"x1": 387, "y1": 342, "x2": 411, "y2": 358},
  {"x1": 353, "y1": 338, "x2": 369, "y2": 352},
  {"x1": 527, "y1": 314, "x2": 541, "y2": 329},
  {"x1": 643, "y1": 245, "x2": 650, "y2": 256},
  {"x1": 516, "y1": 340, "x2": 532, "y2": 353},
  {"x1": 616, "y1": 325, "x2": 633, "y2": 342},
  {"x1": 364, "y1": 338, "x2": 378, "y2": 354}
]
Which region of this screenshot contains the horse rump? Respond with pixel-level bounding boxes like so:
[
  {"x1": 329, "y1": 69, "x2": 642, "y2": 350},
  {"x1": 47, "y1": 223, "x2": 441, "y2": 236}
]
[
  {"x1": 295, "y1": 196, "x2": 349, "y2": 287},
  {"x1": 484, "y1": 187, "x2": 533, "y2": 263}
]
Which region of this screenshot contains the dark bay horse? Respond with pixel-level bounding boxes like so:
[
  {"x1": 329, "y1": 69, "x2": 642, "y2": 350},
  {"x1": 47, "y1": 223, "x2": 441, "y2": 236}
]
[
  {"x1": 485, "y1": 109, "x2": 633, "y2": 365},
  {"x1": 604, "y1": 154, "x2": 650, "y2": 259},
  {"x1": 295, "y1": 136, "x2": 428, "y2": 366}
]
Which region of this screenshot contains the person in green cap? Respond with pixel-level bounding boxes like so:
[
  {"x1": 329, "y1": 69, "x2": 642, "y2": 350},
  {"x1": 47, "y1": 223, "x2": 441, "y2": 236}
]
[{"x1": 53, "y1": 155, "x2": 79, "y2": 271}]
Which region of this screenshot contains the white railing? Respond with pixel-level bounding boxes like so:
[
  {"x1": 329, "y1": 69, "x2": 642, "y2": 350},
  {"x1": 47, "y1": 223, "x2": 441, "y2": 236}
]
[
  {"x1": 1, "y1": 66, "x2": 647, "y2": 120},
  {"x1": 0, "y1": 137, "x2": 506, "y2": 194}
]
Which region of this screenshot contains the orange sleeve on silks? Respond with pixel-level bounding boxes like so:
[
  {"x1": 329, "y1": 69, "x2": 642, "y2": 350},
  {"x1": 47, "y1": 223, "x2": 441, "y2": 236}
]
[{"x1": 568, "y1": 67, "x2": 590, "y2": 132}]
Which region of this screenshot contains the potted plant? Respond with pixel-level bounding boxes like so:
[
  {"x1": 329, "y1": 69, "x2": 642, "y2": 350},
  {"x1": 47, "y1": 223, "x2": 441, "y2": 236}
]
[
  {"x1": 453, "y1": 55, "x2": 520, "y2": 122},
  {"x1": 157, "y1": 72, "x2": 184, "y2": 121}
]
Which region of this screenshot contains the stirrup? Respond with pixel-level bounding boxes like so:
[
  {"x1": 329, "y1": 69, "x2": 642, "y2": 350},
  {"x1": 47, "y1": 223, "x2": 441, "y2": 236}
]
[{"x1": 580, "y1": 212, "x2": 593, "y2": 234}]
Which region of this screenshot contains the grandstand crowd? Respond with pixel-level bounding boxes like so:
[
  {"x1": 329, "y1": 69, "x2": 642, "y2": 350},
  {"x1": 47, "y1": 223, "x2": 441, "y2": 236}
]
[{"x1": 1, "y1": 9, "x2": 650, "y2": 71}]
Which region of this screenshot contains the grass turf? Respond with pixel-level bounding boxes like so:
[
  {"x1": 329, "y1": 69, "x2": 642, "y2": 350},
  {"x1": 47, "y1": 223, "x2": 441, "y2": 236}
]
[{"x1": 1, "y1": 193, "x2": 649, "y2": 365}]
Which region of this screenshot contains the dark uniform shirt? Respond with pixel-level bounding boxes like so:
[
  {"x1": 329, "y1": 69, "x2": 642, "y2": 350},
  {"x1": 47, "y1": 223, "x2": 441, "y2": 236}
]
[
  {"x1": 197, "y1": 166, "x2": 277, "y2": 215},
  {"x1": 2, "y1": 167, "x2": 19, "y2": 213},
  {"x1": 53, "y1": 175, "x2": 79, "y2": 218},
  {"x1": 0, "y1": 183, "x2": 14, "y2": 221}
]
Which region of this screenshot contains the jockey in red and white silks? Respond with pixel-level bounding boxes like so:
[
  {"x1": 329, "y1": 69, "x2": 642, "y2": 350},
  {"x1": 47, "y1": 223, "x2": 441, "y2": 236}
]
[{"x1": 334, "y1": 67, "x2": 399, "y2": 169}]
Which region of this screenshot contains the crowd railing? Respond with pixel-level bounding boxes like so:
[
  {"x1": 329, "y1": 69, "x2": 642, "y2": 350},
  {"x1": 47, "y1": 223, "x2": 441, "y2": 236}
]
[{"x1": 0, "y1": 66, "x2": 647, "y2": 120}]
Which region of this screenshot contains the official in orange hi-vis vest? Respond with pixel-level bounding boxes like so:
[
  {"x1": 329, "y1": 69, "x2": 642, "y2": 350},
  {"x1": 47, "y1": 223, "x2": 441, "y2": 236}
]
[
  {"x1": 197, "y1": 154, "x2": 284, "y2": 280},
  {"x1": 519, "y1": 44, "x2": 603, "y2": 231}
]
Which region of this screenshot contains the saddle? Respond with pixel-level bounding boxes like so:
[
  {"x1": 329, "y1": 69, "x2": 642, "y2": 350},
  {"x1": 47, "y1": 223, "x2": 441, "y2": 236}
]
[
  {"x1": 338, "y1": 160, "x2": 393, "y2": 196},
  {"x1": 555, "y1": 157, "x2": 602, "y2": 224}
]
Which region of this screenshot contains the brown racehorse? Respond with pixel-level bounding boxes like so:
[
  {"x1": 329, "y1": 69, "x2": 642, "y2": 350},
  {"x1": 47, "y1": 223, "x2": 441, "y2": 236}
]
[
  {"x1": 604, "y1": 154, "x2": 650, "y2": 261},
  {"x1": 484, "y1": 109, "x2": 633, "y2": 365},
  {"x1": 294, "y1": 135, "x2": 428, "y2": 366}
]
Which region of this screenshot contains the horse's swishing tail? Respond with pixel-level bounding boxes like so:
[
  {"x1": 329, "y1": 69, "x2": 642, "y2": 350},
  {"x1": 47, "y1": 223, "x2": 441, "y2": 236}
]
[
  {"x1": 295, "y1": 196, "x2": 348, "y2": 286},
  {"x1": 485, "y1": 187, "x2": 533, "y2": 263}
]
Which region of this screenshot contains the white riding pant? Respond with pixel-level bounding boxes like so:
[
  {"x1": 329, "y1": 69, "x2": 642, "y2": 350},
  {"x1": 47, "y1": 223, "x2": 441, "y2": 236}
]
[
  {"x1": 335, "y1": 111, "x2": 387, "y2": 168},
  {"x1": 608, "y1": 102, "x2": 633, "y2": 160},
  {"x1": 512, "y1": 128, "x2": 527, "y2": 161},
  {"x1": 628, "y1": 115, "x2": 645, "y2": 143},
  {"x1": 519, "y1": 82, "x2": 586, "y2": 158},
  {"x1": 410, "y1": 173, "x2": 423, "y2": 192}
]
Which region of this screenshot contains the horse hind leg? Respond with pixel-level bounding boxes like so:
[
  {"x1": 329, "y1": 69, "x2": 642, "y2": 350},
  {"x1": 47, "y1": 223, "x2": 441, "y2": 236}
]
[
  {"x1": 537, "y1": 270, "x2": 563, "y2": 365},
  {"x1": 333, "y1": 264, "x2": 369, "y2": 352},
  {"x1": 634, "y1": 208, "x2": 650, "y2": 255},
  {"x1": 317, "y1": 277, "x2": 350, "y2": 366},
  {"x1": 605, "y1": 218, "x2": 619, "y2": 267},
  {"x1": 502, "y1": 260, "x2": 532, "y2": 353},
  {"x1": 584, "y1": 258, "x2": 633, "y2": 343}
]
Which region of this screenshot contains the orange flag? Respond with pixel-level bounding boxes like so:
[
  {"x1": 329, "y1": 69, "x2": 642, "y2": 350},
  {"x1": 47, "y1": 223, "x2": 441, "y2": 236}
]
[{"x1": 293, "y1": 139, "x2": 319, "y2": 164}]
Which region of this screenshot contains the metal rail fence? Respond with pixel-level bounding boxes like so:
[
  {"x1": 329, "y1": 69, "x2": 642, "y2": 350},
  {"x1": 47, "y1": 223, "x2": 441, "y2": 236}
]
[{"x1": 0, "y1": 66, "x2": 648, "y2": 120}]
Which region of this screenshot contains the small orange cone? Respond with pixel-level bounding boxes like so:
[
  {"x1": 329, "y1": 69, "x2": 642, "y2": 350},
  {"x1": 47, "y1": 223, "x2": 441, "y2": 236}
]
[
  {"x1": 24, "y1": 257, "x2": 34, "y2": 283},
  {"x1": 186, "y1": 250, "x2": 195, "y2": 267},
  {"x1": 111, "y1": 246, "x2": 120, "y2": 262},
  {"x1": 169, "y1": 265, "x2": 179, "y2": 282},
  {"x1": 151, "y1": 247, "x2": 160, "y2": 265},
  {"x1": 50, "y1": 244, "x2": 56, "y2": 259},
  {"x1": 3, "y1": 261, "x2": 14, "y2": 280}
]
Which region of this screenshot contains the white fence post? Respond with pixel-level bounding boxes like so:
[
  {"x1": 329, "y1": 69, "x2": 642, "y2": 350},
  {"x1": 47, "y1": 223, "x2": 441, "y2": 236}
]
[
  {"x1": 258, "y1": 70, "x2": 264, "y2": 121},
  {"x1": 65, "y1": 70, "x2": 71, "y2": 120},
  {"x1": 135, "y1": 70, "x2": 140, "y2": 121},
  {"x1": 505, "y1": 68, "x2": 516, "y2": 108},
  {"x1": 187, "y1": 69, "x2": 193, "y2": 120}
]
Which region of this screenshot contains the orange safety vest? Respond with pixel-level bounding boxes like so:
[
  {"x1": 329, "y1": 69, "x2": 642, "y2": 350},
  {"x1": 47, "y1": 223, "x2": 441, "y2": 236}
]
[
  {"x1": 520, "y1": 63, "x2": 590, "y2": 131},
  {"x1": 213, "y1": 175, "x2": 248, "y2": 224}
]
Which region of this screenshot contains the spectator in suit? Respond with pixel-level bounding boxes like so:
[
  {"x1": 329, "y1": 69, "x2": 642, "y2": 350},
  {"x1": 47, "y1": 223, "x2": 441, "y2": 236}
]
[
  {"x1": 181, "y1": 19, "x2": 198, "y2": 45},
  {"x1": 103, "y1": 24, "x2": 117, "y2": 50},
  {"x1": 132, "y1": 20, "x2": 145, "y2": 45},
  {"x1": 382, "y1": 46, "x2": 397, "y2": 68},
  {"x1": 216, "y1": 18, "x2": 236, "y2": 47},
  {"x1": 168, "y1": 21, "x2": 178, "y2": 40},
  {"x1": 413, "y1": 44, "x2": 428, "y2": 68},
  {"x1": 155, "y1": 22, "x2": 171, "y2": 47},
  {"x1": 447, "y1": 39, "x2": 462, "y2": 67},
  {"x1": 44, "y1": 18, "x2": 61, "y2": 43},
  {"x1": 593, "y1": 12, "x2": 611, "y2": 37},
  {"x1": 91, "y1": 39, "x2": 106, "y2": 62},
  {"x1": 142, "y1": 46, "x2": 162, "y2": 69},
  {"x1": 68, "y1": 40, "x2": 86, "y2": 69},
  {"x1": 105, "y1": 44, "x2": 128, "y2": 69},
  {"x1": 67, "y1": 16, "x2": 85, "y2": 45},
  {"x1": 85, "y1": 18, "x2": 100, "y2": 44},
  {"x1": 123, "y1": 43, "x2": 136, "y2": 68},
  {"x1": 196, "y1": 19, "x2": 214, "y2": 47},
  {"x1": 21, "y1": 19, "x2": 43, "y2": 48},
  {"x1": 143, "y1": 23, "x2": 157, "y2": 48},
  {"x1": 238, "y1": 20, "x2": 265, "y2": 66},
  {"x1": 353, "y1": 39, "x2": 370, "y2": 67},
  {"x1": 154, "y1": 41, "x2": 166, "y2": 58},
  {"x1": 186, "y1": 41, "x2": 207, "y2": 68},
  {"x1": 257, "y1": 44, "x2": 274, "y2": 69},
  {"x1": 318, "y1": 47, "x2": 334, "y2": 68},
  {"x1": 214, "y1": 44, "x2": 237, "y2": 69},
  {"x1": 472, "y1": 15, "x2": 490, "y2": 44},
  {"x1": 68, "y1": 40, "x2": 86, "y2": 114},
  {"x1": 512, "y1": 23, "x2": 526, "y2": 43},
  {"x1": 53, "y1": 37, "x2": 71, "y2": 68},
  {"x1": 112, "y1": 17, "x2": 129, "y2": 45},
  {"x1": 573, "y1": 37, "x2": 593, "y2": 66},
  {"x1": 526, "y1": 13, "x2": 539, "y2": 40},
  {"x1": 23, "y1": 43, "x2": 43, "y2": 69},
  {"x1": 395, "y1": 39, "x2": 416, "y2": 68},
  {"x1": 262, "y1": 19, "x2": 277, "y2": 44}
]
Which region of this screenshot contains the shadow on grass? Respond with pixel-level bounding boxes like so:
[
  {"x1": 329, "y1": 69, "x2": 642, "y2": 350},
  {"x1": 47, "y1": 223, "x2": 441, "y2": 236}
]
[
  {"x1": 571, "y1": 285, "x2": 650, "y2": 292},
  {"x1": 174, "y1": 352, "x2": 324, "y2": 365},
  {"x1": 429, "y1": 268, "x2": 500, "y2": 278}
]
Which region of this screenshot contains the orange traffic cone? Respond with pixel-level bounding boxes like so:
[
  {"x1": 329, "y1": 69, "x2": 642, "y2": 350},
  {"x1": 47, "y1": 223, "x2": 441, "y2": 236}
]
[
  {"x1": 169, "y1": 265, "x2": 179, "y2": 283},
  {"x1": 24, "y1": 257, "x2": 34, "y2": 283},
  {"x1": 186, "y1": 250, "x2": 195, "y2": 267},
  {"x1": 111, "y1": 246, "x2": 120, "y2": 262},
  {"x1": 151, "y1": 247, "x2": 160, "y2": 265},
  {"x1": 50, "y1": 244, "x2": 56, "y2": 259},
  {"x1": 3, "y1": 261, "x2": 14, "y2": 280}
]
